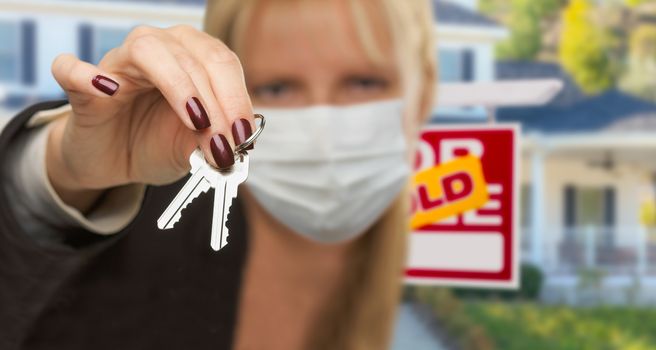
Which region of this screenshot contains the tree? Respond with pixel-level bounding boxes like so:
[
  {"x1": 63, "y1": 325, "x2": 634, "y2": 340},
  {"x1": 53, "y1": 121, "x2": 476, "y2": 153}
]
[
  {"x1": 629, "y1": 24, "x2": 656, "y2": 60},
  {"x1": 559, "y1": 0, "x2": 618, "y2": 94},
  {"x1": 491, "y1": 0, "x2": 566, "y2": 60},
  {"x1": 626, "y1": 0, "x2": 648, "y2": 7},
  {"x1": 620, "y1": 25, "x2": 656, "y2": 101}
]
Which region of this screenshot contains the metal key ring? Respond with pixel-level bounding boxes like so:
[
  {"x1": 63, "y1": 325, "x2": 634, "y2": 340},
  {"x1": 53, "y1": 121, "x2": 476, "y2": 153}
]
[{"x1": 234, "y1": 113, "x2": 265, "y2": 156}]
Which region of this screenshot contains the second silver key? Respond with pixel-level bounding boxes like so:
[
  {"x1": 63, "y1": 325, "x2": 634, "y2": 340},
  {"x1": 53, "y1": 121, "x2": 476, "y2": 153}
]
[{"x1": 210, "y1": 153, "x2": 249, "y2": 251}]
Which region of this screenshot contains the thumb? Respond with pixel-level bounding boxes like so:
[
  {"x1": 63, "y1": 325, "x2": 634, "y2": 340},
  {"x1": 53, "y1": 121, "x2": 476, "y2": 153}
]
[{"x1": 51, "y1": 53, "x2": 120, "y2": 103}]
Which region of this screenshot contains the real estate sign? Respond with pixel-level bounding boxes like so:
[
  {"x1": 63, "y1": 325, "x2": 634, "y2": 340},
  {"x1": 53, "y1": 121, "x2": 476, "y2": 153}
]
[{"x1": 405, "y1": 124, "x2": 520, "y2": 288}]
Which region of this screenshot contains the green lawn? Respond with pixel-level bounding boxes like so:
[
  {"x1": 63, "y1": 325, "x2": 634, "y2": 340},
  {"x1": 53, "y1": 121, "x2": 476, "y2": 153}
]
[{"x1": 462, "y1": 301, "x2": 656, "y2": 350}]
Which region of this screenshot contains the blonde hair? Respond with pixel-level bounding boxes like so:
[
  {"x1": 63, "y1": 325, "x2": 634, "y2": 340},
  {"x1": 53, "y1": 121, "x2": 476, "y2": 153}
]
[{"x1": 203, "y1": 1, "x2": 436, "y2": 348}]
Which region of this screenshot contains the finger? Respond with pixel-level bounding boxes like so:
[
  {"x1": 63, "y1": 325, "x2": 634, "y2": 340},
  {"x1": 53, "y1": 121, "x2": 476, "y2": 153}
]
[
  {"x1": 166, "y1": 40, "x2": 236, "y2": 169},
  {"x1": 116, "y1": 31, "x2": 212, "y2": 132},
  {"x1": 51, "y1": 53, "x2": 120, "y2": 102},
  {"x1": 169, "y1": 25, "x2": 256, "y2": 151}
]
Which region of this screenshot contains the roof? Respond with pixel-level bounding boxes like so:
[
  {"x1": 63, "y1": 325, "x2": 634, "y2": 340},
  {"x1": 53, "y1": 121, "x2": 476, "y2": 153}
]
[
  {"x1": 494, "y1": 60, "x2": 656, "y2": 134},
  {"x1": 496, "y1": 60, "x2": 585, "y2": 107},
  {"x1": 434, "y1": 0, "x2": 501, "y2": 28},
  {"x1": 498, "y1": 90, "x2": 656, "y2": 134}
]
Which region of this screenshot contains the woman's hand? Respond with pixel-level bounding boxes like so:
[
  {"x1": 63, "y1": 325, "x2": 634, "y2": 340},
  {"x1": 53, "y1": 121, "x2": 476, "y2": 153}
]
[{"x1": 46, "y1": 25, "x2": 254, "y2": 211}]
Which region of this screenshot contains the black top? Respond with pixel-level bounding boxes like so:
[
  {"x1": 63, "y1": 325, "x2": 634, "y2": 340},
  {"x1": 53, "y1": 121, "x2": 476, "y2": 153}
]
[{"x1": 0, "y1": 100, "x2": 249, "y2": 350}]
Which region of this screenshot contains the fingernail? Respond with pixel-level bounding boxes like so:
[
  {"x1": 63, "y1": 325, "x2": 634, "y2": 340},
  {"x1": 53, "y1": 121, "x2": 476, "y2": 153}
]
[
  {"x1": 231, "y1": 118, "x2": 253, "y2": 150},
  {"x1": 92, "y1": 75, "x2": 119, "y2": 96},
  {"x1": 186, "y1": 97, "x2": 211, "y2": 130},
  {"x1": 210, "y1": 134, "x2": 235, "y2": 169}
]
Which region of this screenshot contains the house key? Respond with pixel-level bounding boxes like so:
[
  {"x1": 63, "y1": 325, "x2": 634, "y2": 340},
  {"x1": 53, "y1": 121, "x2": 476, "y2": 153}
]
[{"x1": 157, "y1": 114, "x2": 265, "y2": 251}]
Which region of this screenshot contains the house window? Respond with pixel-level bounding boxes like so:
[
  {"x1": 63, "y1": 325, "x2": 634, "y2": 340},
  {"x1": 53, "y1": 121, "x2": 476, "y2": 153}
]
[
  {"x1": 0, "y1": 20, "x2": 34, "y2": 85},
  {"x1": 94, "y1": 27, "x2": 130, "y2": 63},
  {"x1": 563, "y1": 185, "x2": 616, "y2": 243},
  {"x1": 79, "y1": 25, "x2": 131, "y2": 64},
  {"x1": 438, "y1": 48, "x2": 475, "y2": 83},
  {"x1": 0, "y1": 22, "x2": 20, "y2": 83},
  {"x1": 576, "y1": 187, "x2": 606, "y2": 226}
]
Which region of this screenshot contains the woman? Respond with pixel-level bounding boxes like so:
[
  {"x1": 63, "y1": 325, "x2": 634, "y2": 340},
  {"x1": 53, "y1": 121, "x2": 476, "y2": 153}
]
[{"x1": 0, "y1": 0, "x2": 436, "y2": 349}]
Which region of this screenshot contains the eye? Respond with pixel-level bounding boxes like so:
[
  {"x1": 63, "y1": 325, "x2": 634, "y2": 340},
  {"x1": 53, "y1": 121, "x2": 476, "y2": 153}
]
[
  {"x1": 345, "y1": 76, "x2": 388, "y2": 92},
  {"x1": 252, "y1": 81, "x2": 294, "y2": 100}
]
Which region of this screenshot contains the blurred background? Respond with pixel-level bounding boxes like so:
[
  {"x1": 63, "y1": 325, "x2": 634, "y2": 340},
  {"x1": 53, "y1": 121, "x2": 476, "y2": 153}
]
[{"x1": 2, "y1": 0, "x2": 656, "y2": 349}]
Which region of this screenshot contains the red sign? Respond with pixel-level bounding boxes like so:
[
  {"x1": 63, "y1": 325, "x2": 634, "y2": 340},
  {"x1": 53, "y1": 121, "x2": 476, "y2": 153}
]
[{"x1": 405, "y1": 124, "x2": 520, "y2": 288}]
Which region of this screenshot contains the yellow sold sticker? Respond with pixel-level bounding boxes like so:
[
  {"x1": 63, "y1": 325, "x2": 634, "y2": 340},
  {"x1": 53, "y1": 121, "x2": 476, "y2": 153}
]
[{"x1": 411, "y1": 155, "x2": 489, "y2": 229}]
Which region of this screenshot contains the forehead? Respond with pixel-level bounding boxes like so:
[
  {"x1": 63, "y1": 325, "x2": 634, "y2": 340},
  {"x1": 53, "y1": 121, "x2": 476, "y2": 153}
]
[{"x1": 240, "y1": 0, "x2": 395, "y2": 77}]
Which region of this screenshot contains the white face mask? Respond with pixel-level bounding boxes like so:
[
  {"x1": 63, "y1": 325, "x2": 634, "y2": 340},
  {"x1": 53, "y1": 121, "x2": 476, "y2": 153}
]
[{"x1": 247, "y1": 99, "x2": 410, "y2": 243}]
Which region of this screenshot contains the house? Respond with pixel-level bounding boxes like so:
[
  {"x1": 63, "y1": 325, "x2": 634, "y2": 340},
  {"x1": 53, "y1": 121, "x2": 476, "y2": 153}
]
[
  {"x1": 431, "y1": 2, "x2": 656, "y2": 304},
  {"x1": 497, "y1": 61, "x2": 656, "y2": 305}
]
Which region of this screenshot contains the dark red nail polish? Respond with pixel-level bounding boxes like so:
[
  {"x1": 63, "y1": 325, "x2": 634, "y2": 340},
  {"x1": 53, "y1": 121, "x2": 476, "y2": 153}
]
[
  {"x1": 186, "y1": 97, "x2": 211, "y2": 130},
  {"x1": 92, "y1": 75, "x2": 119, "y2": 96},
  {"x1": 210, "y1": 134, "x2": 235, "y2": 169},
  {"x1": 231, "y1": 118, "x2": 253, "y2": 150}
]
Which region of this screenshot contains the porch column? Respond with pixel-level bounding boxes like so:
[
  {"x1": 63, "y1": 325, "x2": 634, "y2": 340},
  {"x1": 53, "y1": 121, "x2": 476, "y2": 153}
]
[
  {"x1": 637, "y1": 226, "x2": 647, "y2": 276},
  {"x1": 530, "y1": 149, "x2": 546, "y2": 266}
]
